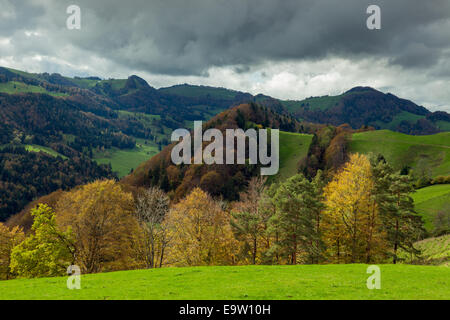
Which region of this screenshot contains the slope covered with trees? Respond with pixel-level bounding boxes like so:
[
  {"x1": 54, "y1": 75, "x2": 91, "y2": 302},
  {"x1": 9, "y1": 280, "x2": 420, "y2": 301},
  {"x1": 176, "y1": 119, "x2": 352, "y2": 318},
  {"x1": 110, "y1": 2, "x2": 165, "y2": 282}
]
[{"x1": 282, "y1": 87, "x2": 450, "y2": 135}]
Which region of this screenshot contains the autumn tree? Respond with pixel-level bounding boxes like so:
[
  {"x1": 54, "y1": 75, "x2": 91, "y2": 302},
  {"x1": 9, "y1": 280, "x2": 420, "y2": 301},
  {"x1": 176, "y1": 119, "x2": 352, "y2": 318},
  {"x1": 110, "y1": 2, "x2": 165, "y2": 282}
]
[
  {"x1": 0, "y1": 223, "x2": 25, "y2": 280},
  {"x1": 322, "y1": 154, "x2": 388, "y2": 263},
  {"x1": 230, "y1": 176, "x2": 267, "y2": 264},
  {"x1": 56, "y1": 180, "x2": 139, "y2": 273},
  {"x1": 269, "y1": 174, "x2": 323, "y2": 264},
  {"x1": 165, "y1": 188, "x2": 237, "y2": 266},
  {"x1": 134, "y1": 187, "x2": 170, "y2": 268},
  {"x1": 10, "y1": 204, "x2": 75, "y2": 278}
]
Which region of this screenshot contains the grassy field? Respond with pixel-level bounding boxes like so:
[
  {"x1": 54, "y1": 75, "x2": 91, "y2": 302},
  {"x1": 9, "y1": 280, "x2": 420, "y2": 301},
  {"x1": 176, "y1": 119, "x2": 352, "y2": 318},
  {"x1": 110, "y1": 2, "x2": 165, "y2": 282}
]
[
  {"x1": 0, "y1": 81, "x2": 67, "y2": 97},
  {"x1": 159, "y1": 84, "x2": 239, "y2": 99},
  {"x1": 412, "y1": 184, "x2": 450, "y2": 231},
  {"x1": 25, "y1": 145, "x2": 68, "y2": 159},
  {"x1": 277, "y1": 131, "x2": 313, "y2": 180},
  {"x1": 0, "y1": 264, "x2": 448, "y2": 300},
  {"x1": 372, "y1": 111, "x2": 425, "y2": 131},
  {"x1": 349, "y1": 130, "x2": 450, "y2": 177},
  {"x1": 94, "y1": 138, "x2": 159, "y2": 178}
]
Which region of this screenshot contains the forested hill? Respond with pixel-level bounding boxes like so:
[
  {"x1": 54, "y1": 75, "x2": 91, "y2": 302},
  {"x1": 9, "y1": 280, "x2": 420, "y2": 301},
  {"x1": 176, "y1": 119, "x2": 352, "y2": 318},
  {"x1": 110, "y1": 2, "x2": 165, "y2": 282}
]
[
  {"x1": 121, "y1": 103, "x2": 322, "y2": 201},
  {"x1": 280, "y1": 87, "x2": 450, "y2": 135}
]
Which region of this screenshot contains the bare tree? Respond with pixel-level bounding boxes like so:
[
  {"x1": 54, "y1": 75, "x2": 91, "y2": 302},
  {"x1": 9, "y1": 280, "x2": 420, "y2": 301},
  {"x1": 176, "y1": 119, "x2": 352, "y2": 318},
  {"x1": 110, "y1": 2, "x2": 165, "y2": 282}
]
[{"x1": 135, "y1": 187, "x2": 170, "y2": 268}]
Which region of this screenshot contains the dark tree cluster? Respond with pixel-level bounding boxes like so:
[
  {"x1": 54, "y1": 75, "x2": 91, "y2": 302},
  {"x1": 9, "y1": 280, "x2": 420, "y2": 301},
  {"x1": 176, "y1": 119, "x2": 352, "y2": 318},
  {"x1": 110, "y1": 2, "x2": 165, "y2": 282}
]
[{"x1": 0, "y1": 145, "x2": 116, "y2": 221}]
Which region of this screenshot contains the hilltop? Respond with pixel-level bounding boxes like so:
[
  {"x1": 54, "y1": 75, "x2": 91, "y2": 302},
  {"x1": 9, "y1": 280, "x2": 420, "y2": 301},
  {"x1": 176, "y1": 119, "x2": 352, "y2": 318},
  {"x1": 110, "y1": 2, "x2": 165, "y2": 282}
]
[{"x1": 282, "y1": 87, "x2": 450, "y2": 134}]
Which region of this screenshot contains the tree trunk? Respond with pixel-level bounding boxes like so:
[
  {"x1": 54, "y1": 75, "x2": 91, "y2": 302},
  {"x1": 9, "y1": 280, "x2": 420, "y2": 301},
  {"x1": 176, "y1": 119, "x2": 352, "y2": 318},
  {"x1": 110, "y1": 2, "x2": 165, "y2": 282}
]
[{"x1": 252, "y1": 237, "x2": 257, "y2": 265}]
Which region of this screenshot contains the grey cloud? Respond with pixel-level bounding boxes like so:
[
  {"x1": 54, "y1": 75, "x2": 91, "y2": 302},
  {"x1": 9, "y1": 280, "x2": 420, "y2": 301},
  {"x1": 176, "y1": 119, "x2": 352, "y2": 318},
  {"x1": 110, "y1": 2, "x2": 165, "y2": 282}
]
[
  {"x1": 1, "y1": 0, "x2": 450, "y2": 111},
  {"x1": 5, "y1": 0, "x2": 447, "y2": 76}
]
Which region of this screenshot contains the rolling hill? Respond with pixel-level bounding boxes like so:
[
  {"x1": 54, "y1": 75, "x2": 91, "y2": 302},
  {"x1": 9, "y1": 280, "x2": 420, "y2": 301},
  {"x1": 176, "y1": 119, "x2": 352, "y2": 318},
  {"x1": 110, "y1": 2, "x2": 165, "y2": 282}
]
[
  {"x1": 349, "y1": 130, "x2": 450, "y2": 178},
  {"x1": 0, "y1": 264, "x2": 449, "y2": 300},
  {"x1": 412, "y1": 184, "x2": 450, "y2": 231},
  {"x1": 282, "y1": 87, "x2": 450, "y2": 135}
]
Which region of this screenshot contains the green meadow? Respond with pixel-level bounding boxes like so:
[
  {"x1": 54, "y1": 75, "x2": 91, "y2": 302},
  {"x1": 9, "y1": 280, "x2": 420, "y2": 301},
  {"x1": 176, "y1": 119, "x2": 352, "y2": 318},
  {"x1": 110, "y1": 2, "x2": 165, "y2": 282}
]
[
  {"x1": 24, "y1": 145, "x2": 68, "y2": 159},
  {"x1": 94, "y1": 138, "x2": 159, "y2": 178},
  {"x1": 349, "y1": 130, "x2": 450, "y2": 177},
  {"x1": 277, "y1": 131, "x2": 313, "y2": 180},
  {"x1": 0, "y1": 81, "x2": 67, "y2": 97},
  {"x1": 0, "y1": 264, "x2": 448, "y2": 300},
  {"x1": 412, "y1": 184, "x2": 450, "y2": 231}
]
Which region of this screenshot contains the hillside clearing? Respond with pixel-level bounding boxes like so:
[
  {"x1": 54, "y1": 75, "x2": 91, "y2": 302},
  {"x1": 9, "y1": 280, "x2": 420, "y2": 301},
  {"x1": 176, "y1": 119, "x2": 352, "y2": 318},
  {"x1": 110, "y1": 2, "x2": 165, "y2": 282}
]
[
  {"x1": 277, "y1": 132, "x2": 313, "y2": 180},
  {"x1": 94, "y1": 138, "x2": 159, "y2": 178}
]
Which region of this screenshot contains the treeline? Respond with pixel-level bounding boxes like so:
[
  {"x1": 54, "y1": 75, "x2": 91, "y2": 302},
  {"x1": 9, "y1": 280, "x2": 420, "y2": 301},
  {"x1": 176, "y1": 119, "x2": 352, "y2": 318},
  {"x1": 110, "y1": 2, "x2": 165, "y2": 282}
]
[
  {"x1": 1, "y1": 153, "x2": 433, "y2": 280},
  {"x1": 0, "y1": 146, "x2": 116, "y2": 221}
]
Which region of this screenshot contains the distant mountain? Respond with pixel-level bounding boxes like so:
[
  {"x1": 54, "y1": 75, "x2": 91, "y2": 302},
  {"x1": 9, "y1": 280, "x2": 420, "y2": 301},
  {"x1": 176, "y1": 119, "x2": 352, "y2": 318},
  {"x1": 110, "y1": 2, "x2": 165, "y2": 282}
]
[{"x1": 279, "y1": 87, "x2": 449, "y2": 135}]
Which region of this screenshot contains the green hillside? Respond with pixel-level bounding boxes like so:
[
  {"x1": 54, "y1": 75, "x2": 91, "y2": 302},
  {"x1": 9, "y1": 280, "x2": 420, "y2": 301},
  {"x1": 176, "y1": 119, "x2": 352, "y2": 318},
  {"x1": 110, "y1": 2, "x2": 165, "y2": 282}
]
[
  {"x1": 0, "y1": 81, "x2": 67, "y2": 97},
  {"x1": 282, "y1": 94, "x2": 343, "y2": 113},
  {"x1": 159, "y1": 84, "x2": 240, "y2": 99},
  {"x1": 94, "y1": 138, "x2": 159, "y2": 178},
  {"x1": 25, "y1": 145, "x2": 68, "y2": 159},
  {"x1": 372, "y1": 111, "x2": 425, "y2": 131},
  {"x1": 349, "y1": 130, "x2": 450, "y2": 177},
  {"x1": 0, "y1": 264, "x2": 448, "y2": 300},
  {"x1": 278, "y1": 131, "x2": 313, "y2": 180},
  {"x1": 399, "y1": 235, "x2": 450, "y2": 266},
  {"x1": 412, "y1": 184, "x2": 450, "y2": 231}
]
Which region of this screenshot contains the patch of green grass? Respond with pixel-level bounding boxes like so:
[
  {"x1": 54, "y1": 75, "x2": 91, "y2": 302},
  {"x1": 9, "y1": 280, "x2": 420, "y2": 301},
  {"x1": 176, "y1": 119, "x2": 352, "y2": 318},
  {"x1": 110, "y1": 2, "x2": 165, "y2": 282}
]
[
  {"x1": 68, "y1": 77, "x2": 100, "y2": 89},
  {"x1": 0, "y1": 264, "x2": 449, "y2": 300},
  {"x1": 399, "y1": 235, "x2": 450, "y2": 266},
  {"x1": 277, "y1": 132, "x2": 313, "y2": 180},
  {"x1": 349, "y1": 130, "x2": 450, "y2": 177},
  {"x1": 159, "y1": 84, "x2": 239, "y2": 99},
  {"x1": 94, "y1": 138, "x2": 159, "y2": 178},
  {"x1": 372, "y1": 111, "x2": 425, "y2": 130},
  {"x1": 24, "y1": 145, "x2": 67, "y2": 159},
  {"x1": 0, "y1": 81, "x2": 67, "y2": 97},
  {"x1": 282, "y1": 95, "x2": 342, "y2": 113},
  {"x1": 435, "y1": 120, "x2": 450, "y2": 131},
  {"x1": 412, "y1": 184, "x2": 450, "y2": 231}
]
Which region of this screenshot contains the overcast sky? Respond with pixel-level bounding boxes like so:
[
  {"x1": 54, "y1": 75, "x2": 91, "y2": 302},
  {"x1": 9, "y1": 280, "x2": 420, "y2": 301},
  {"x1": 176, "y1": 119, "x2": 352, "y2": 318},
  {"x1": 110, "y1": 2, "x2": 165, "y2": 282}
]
[{"x1": 1, "y1": 0, "x2": 450, "y2": 111}]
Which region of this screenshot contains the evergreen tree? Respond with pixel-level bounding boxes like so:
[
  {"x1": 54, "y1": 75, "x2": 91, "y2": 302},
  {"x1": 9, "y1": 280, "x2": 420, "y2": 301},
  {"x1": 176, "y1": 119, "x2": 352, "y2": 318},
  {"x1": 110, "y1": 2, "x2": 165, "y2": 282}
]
[
  {"x1": 371, "y1": 157, "x2": 425, "y2": 263},
  {"x1": 270, "y1": 174, "x2": 323, "y2": 264}
]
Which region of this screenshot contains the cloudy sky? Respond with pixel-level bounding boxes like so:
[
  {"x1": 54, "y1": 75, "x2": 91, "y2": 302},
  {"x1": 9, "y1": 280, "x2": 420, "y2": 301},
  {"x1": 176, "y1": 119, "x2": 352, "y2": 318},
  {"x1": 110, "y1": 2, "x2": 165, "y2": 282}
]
[{"x1": 1, "y1": 0, "x2": 450, "y2": 111}]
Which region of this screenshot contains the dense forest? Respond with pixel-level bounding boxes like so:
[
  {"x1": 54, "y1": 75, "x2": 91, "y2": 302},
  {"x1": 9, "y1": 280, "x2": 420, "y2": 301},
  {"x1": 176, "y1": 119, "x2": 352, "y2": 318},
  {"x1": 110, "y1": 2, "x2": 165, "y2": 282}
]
[{"x1": 0, "y1": 146, "x2": 115, "y2": 221}]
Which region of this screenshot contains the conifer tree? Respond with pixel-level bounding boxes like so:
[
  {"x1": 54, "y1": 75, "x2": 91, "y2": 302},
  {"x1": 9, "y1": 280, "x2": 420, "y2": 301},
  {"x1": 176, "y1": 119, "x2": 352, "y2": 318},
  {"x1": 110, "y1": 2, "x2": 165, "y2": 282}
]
[{"x1": 270, "y1": 174, "x2": 323, "y2": 264}]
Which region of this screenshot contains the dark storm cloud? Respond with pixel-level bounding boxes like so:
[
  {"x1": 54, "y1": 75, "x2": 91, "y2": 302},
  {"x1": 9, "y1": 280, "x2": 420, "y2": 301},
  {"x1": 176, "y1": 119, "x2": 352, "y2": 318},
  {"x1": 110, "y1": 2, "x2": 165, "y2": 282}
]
[{"x1": 6, "y1": 0, "x2": 449, "y2": 76}]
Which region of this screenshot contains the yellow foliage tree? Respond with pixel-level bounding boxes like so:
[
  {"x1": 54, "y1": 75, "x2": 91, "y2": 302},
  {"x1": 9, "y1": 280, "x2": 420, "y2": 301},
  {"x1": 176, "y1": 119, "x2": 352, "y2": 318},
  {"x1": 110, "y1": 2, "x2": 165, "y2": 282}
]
[
  {"x1": 56, "y1": 180, "x2": 140, "y2": 273},
  {"x1": 164, "y1": 188, "x2": 237, "y2": 266},
  {"x1": 0, "y1": 223, "x2": 25, "y2": 280},
  {"x1": 322, "y1": 153, "x2": 388, "y2": 263}
]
